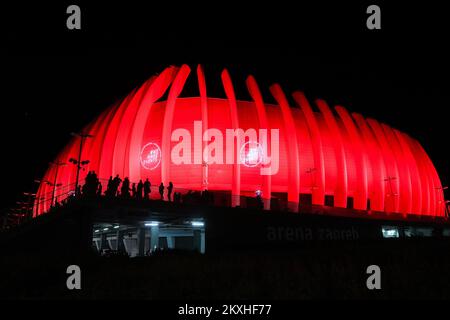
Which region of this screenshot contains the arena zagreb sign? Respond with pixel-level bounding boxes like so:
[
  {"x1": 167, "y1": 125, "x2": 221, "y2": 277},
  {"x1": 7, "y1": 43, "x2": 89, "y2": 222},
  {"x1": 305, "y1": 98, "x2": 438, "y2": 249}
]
[{"x1": 140, "y1": 121, "x2": 280, "y2": 176}]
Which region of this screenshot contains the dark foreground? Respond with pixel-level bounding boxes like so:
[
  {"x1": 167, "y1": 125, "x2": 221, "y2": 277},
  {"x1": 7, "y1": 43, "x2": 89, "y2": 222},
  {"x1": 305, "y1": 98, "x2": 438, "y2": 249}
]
[{"x1": 1, "y1": 240, "x2": 450, "y2": 300}]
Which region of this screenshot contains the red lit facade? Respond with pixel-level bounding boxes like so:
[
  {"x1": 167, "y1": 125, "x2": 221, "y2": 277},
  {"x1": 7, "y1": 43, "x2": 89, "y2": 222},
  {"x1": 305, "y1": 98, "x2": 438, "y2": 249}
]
[{"x1": 34, "y1": 65, "x2": 445, "y2": 218}]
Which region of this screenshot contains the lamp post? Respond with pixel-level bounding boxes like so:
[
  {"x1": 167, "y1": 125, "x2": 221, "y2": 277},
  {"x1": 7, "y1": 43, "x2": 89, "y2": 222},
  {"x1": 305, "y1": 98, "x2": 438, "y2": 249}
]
[
  {"x1": 202, "y1": 160, "x2": 209, "y2": 190},
  {"x1": 384, "y1": 176, "x2": 398, "y2": 197},
  {"x1": 435, "y1": 186, "x2": 448, "y2": 216},
  {"x1": 445, "y1": 200, "x2": 450, "y2": 219},
  {"x1": 15, "y1": 202, "x2": 26, "y2": 225},
  {"x1": 23, "y1": 192, "x2": 36, "y2": 220},
  {"x1": 306, "y1": 167, "x2": 318, "y2": 192},
  {"x1": 31, "y1": 179, "x2": 41, "y2": 217},
  {"x1": 70, "y1": 132, "x2": 93, "y2": 196},
  {"x1": 49, "y1": 161, "x2": 66, "y2": 207},
  {"x1": 384, "y1": 176, "x2": 398, "y2": 212}
]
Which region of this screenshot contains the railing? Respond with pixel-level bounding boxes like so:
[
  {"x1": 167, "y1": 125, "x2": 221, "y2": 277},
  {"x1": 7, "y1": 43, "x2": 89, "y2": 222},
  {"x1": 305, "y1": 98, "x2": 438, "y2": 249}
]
[
  {"x1": 33, "y1": 182, "x2": 78, "y2": 215},
  {"x1": 3, "y1": 175, "x2": 447, "y2": 230},
  {"x1": 32, "y1": 177, "x2": 273, "y2": 217}
]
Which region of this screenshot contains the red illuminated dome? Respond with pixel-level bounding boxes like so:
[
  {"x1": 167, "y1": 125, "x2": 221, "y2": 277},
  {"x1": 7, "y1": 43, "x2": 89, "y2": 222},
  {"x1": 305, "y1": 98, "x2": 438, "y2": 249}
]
[{"x1": 34, "y1": 64, "x2": 445, "y2": 218}]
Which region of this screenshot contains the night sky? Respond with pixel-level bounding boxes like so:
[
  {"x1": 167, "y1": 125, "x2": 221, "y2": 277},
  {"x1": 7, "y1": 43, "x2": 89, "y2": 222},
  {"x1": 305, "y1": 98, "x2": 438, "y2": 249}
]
[{"x1": 2, "y1": 2, "x2": 449, "y2": 210}]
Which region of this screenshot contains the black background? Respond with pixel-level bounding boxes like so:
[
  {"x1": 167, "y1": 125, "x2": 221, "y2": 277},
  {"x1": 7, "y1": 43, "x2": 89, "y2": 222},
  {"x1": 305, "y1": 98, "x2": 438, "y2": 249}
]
[{"x1": 2, "y1": 1, "x2": 449, "y2": 210}]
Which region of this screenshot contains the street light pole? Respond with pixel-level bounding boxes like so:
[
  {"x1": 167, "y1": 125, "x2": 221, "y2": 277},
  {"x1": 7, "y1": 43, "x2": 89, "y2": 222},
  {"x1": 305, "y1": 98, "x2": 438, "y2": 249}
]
[
  {"x1": 306, "y1": 167, "x2": 318, "y2": 192},
  {"x1": 435, "y1": 186, "x2": 448, "y2": 216},
  {"x1": 71, "y1": 132, "x2": 93, "y2": 196},
  {"x1": 384, "y1": 176, "x2": 398, "y2": 197},
  {"x1": 384, "y1": 176, "x2": 398, "y2": 212},
  {"x1": 23, "y1": 192, "x2": 36, "y2": 220},
  {"x1": 50, "y1": 161, "x2": 66, "y2": 207}
]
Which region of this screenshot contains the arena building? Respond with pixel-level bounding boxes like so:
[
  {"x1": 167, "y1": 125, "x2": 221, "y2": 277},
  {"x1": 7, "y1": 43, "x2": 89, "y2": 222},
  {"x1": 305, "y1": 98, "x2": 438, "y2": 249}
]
[{"x1": 32, "y1": 65, "x2": 449, "y2": 255}]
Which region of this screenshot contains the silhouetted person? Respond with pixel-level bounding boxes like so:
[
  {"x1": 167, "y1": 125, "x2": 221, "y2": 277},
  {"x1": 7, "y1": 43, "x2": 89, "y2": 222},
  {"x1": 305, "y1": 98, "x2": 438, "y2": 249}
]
[
  {"x1": 106, "y1": 176, "x2": 114, "y2": 197},
  {"x1": 84, "y1": 171, "x2": 99, "y2": 197},
  {"x1": 97, "y1": 182, "x2": 102, "y2": 197},
  {"x1": 91, "y1": 171, "x2": 99, "y2": 190},
  {"x1": 167, "y1": 182, "x2": 173, "y2": 202},
  {"x1": 201, "y1": 189, "x2": 208, "y2": 204},
  {"x1": 82, "y1": 171, "x2": 91, "y2": 196},
  {"x1": 136, "y1": 179, "x2": 143, "y2": 200},
  {"x1": 82, "y1": 181, "x2": 88, "y2": 195},
  {"x1": 159, "y1": 182, "x2": 164, "y2": 200},
  {"x1": 121, "y1": 177, "x2": 131, "y2": 198},
  {"x1": 183, "y1": 190, "x2": 193, "y2": 203},
  {"x1": 256, "y1": 191, "x2": 263, "y2": 209},
  {"x1": 131, "y1": 183, "x2": 137, "y2": 199},
  {"x1": 144, "y1": 178, "x2": 151, "y2": 200},
  {"x1": 112, "y1": 175, "x2": 122, "y2": 197}
]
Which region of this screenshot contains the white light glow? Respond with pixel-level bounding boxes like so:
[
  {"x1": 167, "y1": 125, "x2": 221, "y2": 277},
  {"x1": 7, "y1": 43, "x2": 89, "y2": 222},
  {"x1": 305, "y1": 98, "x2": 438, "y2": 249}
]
[
  {"x1": 382, "y1": 227, "x2": 399, "y2": 238},
  {"x1": 191, "y1": 221, "x2": 204, "y2": 227},
  {"x1": 145, "y1": 222, "x2": 159, "y2": 227}
]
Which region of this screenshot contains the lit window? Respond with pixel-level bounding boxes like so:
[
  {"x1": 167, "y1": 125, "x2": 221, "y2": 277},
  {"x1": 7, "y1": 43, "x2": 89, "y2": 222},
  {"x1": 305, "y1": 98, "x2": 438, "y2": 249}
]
[{"x1": 381, "y1": 226, "x2": 399, "y2": 238}]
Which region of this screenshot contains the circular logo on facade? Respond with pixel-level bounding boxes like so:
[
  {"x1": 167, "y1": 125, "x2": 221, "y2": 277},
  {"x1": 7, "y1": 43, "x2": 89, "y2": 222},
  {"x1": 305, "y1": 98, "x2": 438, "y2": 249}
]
[
  {"x1": 239, "y1": 141, "x2": 264, "y2": 167},
  {"x1": 140, "y1": 142, "x2": 161, "y2": 170}
]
